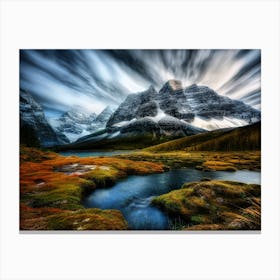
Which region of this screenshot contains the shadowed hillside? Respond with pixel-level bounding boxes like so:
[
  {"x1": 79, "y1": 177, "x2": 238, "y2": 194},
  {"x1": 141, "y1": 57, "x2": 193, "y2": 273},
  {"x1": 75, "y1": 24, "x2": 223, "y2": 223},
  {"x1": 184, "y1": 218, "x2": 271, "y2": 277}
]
[
  {"x1": 145, "y1": 122, "x2": 261, "y2": 152},
  {"x1": 58, "y1": 133, "x2": 181, "y2": 150}
]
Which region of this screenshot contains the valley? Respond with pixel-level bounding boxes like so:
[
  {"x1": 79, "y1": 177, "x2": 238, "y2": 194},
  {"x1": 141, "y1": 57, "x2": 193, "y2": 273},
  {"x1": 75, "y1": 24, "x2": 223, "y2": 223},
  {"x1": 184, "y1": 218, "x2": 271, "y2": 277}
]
[
  {"x1": 20, "y1": 143, "x2": 260, "y2": 230},
  {"x1": 20, "y1": 78, "x2": 261, "y2": 231}
]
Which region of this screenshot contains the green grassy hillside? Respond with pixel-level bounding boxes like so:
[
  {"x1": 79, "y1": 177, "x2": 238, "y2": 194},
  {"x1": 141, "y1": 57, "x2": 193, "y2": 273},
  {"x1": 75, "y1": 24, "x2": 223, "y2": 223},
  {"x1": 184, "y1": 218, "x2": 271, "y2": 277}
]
[{"x1": 145, "y1": 122, "x2": 261, "y2": 152}]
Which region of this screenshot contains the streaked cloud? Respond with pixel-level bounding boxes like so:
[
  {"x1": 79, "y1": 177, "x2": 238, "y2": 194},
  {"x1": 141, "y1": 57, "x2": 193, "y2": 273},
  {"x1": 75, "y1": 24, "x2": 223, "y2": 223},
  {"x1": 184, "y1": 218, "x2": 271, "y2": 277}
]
[{"x1": 20, "y1": 49, "x2": 261, "y2": 116}]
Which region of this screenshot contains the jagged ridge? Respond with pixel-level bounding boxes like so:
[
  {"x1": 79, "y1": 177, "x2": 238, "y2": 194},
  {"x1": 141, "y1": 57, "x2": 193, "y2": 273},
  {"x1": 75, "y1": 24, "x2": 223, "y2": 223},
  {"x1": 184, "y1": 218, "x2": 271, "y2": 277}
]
[{"x1": 20, "y1": 90, "x2": 69, "y2": 147}]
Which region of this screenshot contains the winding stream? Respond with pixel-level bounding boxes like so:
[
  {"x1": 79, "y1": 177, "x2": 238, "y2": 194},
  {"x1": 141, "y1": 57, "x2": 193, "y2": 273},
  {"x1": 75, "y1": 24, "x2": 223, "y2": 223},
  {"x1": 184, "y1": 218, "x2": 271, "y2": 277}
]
[
  {"x1": 83, "y1": 168, "x2": 260, "y2": 230},
  {"x1": 59, "y1": 150, "x2": 261, "y2": 230}
]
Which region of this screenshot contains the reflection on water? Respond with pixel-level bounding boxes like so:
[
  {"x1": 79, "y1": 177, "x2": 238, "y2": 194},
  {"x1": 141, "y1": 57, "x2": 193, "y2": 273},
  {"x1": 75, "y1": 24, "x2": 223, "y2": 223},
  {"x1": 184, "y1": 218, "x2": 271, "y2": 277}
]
[
  {"x1": 59, "y1": 150, "x2": 134, "y2": 158},
  {"x1": 84, "y1": 168, "x2": 261, "y2": 230}
]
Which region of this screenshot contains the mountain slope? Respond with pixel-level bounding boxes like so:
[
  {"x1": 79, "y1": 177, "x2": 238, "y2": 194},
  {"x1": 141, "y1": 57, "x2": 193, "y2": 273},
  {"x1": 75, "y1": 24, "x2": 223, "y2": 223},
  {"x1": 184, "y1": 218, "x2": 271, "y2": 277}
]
[
  {"x1": 48, "y1": 106, "x2": 97, "y2": 142},
  {"x1": 49, "y1": 106, "x2": 114, "y2": 142},
  {"x1": 60, "y1": 116, "x2": 206, "y2": 150},
  {"x1": 107, "y1": 80, "x2": 260, "y2": 130},
  {"x1": 145, "y1": 122, "x2": 261, "y2": 152},
  {"x1": 58, "y1": 80, "x2": 261, "y2": 150},
  {"x1": 86, "y1": 106, "x2": 114, "y2": 132},
  {"x1": 20, "y1": 90, "x2": 69, "y2": 147}
]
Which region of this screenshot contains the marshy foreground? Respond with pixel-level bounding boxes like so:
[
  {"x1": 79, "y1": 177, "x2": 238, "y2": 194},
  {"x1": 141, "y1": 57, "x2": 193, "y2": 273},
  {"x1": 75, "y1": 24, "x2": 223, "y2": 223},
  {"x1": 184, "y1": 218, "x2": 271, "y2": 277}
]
[{"x1": 20, "y1": 146, "x2": 260, "y2": 231}]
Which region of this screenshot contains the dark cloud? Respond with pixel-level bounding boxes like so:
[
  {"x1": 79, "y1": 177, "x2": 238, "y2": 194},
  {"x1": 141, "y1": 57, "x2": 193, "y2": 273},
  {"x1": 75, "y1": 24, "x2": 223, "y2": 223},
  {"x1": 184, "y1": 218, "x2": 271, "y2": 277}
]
[{"x1": 20, "y1": 49, "x2": 261, "y2": 117}]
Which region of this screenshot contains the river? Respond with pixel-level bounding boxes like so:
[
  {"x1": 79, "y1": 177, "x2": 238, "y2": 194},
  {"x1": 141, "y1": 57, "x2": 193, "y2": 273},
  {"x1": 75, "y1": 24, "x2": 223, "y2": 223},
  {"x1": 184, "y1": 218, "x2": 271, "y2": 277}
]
[
  {"x1": 59, "y1": 150, "x2": 261, "y2": 230},
  {"x1": 83, "y1": 167, "x2": 260, "y2": 230}
]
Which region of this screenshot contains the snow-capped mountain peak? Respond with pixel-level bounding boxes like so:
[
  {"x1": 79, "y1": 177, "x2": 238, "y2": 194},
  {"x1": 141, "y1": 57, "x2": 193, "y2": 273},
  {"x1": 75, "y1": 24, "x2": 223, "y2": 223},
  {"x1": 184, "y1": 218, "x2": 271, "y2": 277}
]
[
  {"x1": 61, "y1": 80, "x2": 261, "y2": 149},
  {"x1": 106, "y1": 81, "x2": 260, "y2": 131},
  {"x1": 48, "y1": 105, "x2": 114, "y2": 142}
]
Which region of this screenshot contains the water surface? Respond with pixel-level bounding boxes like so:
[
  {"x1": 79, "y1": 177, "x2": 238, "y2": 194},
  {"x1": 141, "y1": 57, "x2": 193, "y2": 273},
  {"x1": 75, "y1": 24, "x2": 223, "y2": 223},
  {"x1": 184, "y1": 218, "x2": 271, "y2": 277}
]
[
  {"x1": 60, "y1": 150, "x2": 135, "y2": 158},
  {"x1": 84, "y1": 168, "x2": 260, "y2": 230}
]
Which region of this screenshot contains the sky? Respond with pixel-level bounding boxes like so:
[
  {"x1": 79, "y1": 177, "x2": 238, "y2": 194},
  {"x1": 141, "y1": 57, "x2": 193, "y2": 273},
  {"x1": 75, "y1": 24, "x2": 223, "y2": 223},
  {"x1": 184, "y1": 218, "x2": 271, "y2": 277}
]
[{"x1": 20, "y1": 49, "x2": 261, "y2": 117}]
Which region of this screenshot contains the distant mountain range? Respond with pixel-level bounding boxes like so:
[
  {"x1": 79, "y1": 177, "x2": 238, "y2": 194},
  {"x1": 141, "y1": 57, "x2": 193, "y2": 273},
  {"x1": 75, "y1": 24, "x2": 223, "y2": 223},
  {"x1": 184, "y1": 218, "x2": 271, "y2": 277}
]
[
  {"x1": 48, "y1": 106, "x2": 114, "y2": 142},
  {"x1": 20, "y1": 80, "x2": 261, "y2": 148}
]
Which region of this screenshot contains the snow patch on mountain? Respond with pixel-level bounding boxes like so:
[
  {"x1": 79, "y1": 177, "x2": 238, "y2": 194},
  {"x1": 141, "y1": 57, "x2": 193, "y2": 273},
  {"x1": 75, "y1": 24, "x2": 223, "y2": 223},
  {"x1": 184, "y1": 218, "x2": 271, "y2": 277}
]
[
  {"x1": 113, "y1": 119, "x2": 137, "y2": 128},
  {"x1": 64, "y1": 80, "x2": 261, "y2": 148},
  {"x1": 49, "y1": 105, "x2": 114, "y2": 142},
  {"x1": 107, "y1": 131, "x2": 121, "y2": 139},
  {"x1": 61, "y1": 129, "x2": 90, "y2": 142},
  {"x1": 146, "y1": 106, "x2": 167, "y2": 122},
  {"x1": 107, "y1": 81, "x2": 261, "y2": 131},
  {"x1": 190, "y1": 116, "x2": 249, "y2": 131}
]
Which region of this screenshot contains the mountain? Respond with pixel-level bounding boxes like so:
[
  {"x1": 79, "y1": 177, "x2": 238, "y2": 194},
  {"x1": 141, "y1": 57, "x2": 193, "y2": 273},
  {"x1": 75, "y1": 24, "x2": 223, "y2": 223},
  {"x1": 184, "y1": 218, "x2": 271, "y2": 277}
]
[
  {"x1": 86, "y1": 106, "x2": 115, "y2": 132},
  {"x1": 49, "y1": 106, "x2": 113, "y2": 142},
  {"x1": 107, "y1": 80, "x2": 260, "y2": 130},
  {"x1": 20, "y1": 90, "x2": 69, "y2": 147},
  {"x1": 49, "y1": 106, "x2": 97, "y2": 142},
  {"x1": 145, "y1": 121, "x2": 261, "y2": 152},
  {"x1": 58, "y1": 80, "x2": 261, "y2": 150}
]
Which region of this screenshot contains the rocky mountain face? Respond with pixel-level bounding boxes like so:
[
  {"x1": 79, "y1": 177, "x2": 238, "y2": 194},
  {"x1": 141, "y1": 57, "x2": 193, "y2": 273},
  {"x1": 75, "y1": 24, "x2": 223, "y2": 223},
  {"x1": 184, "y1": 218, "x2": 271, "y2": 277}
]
[
  {"x1": 86, "y1": 106, "x2": 114, "y2": 133},
  {"x1": 20, "y1": 90, "x2": 69, "y2": 147},
  {"x1": 49, "y1": 106, "x2": 113, "y2": 142},
  {"x1": 49, "y1": 106, "x2": 97, "y2": 142},
  {"x1": 107, "y1": 80, "x2": 260, "y2": 130},
  {"x1": 66, "y1": 80, "x2": 260, "y2": 149}
]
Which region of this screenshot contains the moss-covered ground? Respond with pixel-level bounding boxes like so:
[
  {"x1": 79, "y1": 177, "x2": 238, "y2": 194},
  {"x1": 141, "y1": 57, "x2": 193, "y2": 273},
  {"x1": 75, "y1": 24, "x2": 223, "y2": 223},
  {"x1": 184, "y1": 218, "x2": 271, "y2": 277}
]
[
  {"x1": 20, "y1": 146, "x2": 165, "y2": 230},
  {"x1": 152, "y1": 180, "x2": 261, "y2": 230},
  {"x1": 117, "y1": 151, "x2": 260, "y2": 171},
  {"x1": 20, "y1": 146, "x2": 261, "y2": 231}
]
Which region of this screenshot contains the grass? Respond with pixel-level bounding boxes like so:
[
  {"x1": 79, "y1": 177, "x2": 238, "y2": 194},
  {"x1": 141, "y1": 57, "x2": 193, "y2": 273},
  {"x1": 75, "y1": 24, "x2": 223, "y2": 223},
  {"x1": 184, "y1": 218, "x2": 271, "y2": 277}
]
[
  {"x1": 24, "y1": 185, "x2": 83, "y2": 210},
  {"x1": 81, "y1": 167, "x2": 122, "y2": 188},
  {"x1": 20, "y1": 146, "x2": 165, "y2": 230},
  {"x1": 200, "y1": 161, "x2": 237, "y2": 171},
  {"x1": 20, "y1": 141, "x2": 261, "y2": 231},
  {"x1": 58, "y1": 122, "x2": 260, "y2": 152},
  {"x1": 20, "y1": 145, "x2": 57, "y2": 162},
  {"x1": 144, "y1": 122, "x2": 261, "y2": 153},
  {"x1": 20, "y1": 204, "x2": 128, "y2": 230},
  {"x1": 152, "y1": 180, "x2": 261, "y2": 230},
  {"x1": 46, "y1": 208, "x2": 128, "y2": 230},
  {"x1": 59, "y1": 133, "x2": 180, "y2": 150},
  {"x1": 117, "y1": 150, "x2": 260, "y2": 171}
]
